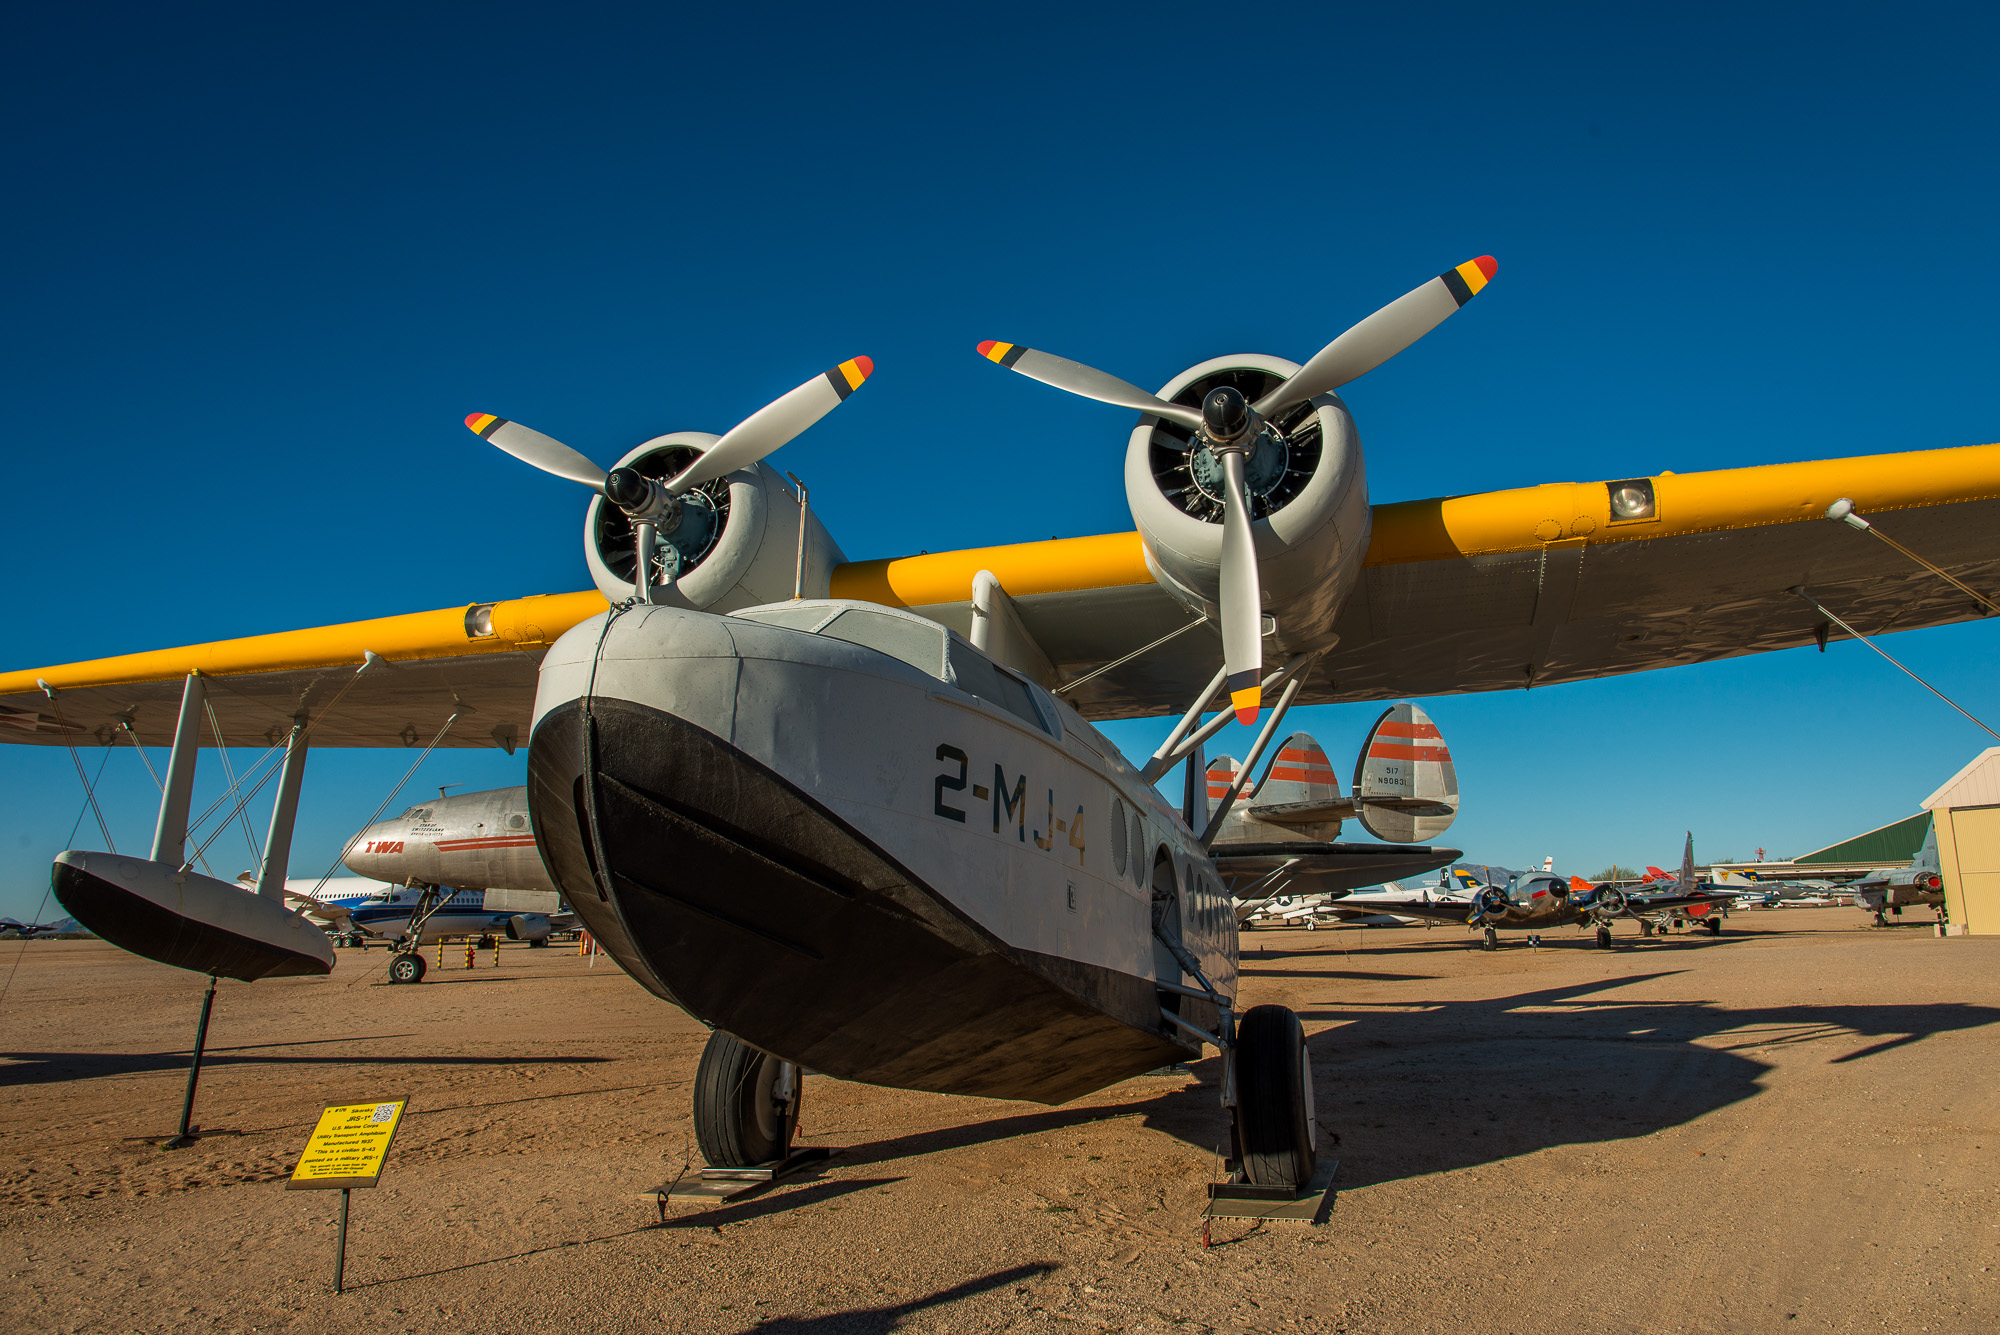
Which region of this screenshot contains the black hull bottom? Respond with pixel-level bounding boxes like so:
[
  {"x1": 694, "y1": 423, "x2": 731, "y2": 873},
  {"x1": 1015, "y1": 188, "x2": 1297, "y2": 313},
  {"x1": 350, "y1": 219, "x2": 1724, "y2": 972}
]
[
  {"x1": 528, "y1": 697, "x2": 1192, "y2": 1105},
  {"x1": 52, "y1": 863, "x2": 332, "y2": 982}
]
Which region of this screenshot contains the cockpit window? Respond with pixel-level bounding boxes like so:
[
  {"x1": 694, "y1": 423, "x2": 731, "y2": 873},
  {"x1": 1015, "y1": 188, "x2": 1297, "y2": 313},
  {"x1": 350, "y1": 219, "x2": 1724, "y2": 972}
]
[
  {"x1": 817, "y1": 608, "x2": 949, "y2": 677},
  {"x1": 399, "y1": 806, "x2": 433, "y2": 822},
  {"x1": 729, "y1": 600, "x2": 1053, "y2": 735},
  {"x1": 946, "y1": 641, "x2": 1053, "y2": 734},
  {"x1": 731, "y1": 604, "x2": 841, "y2": 633}
]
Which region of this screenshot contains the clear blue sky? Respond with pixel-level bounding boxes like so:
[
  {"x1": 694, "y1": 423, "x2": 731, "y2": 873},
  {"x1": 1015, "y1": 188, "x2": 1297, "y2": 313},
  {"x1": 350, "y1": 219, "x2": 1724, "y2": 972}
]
[{"x1": 5, "y1": 2, "x2": 1997, "y2": 917}]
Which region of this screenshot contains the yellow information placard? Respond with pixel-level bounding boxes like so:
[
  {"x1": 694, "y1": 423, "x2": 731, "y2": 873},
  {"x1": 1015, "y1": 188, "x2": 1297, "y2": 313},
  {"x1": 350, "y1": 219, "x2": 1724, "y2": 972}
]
[{"x1": 286, "y1": 1099, "x2": 409, "y2": 1190}]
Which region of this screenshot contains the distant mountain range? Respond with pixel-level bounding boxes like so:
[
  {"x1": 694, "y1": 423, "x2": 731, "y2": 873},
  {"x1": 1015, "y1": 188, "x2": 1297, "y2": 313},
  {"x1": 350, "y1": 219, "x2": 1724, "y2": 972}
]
[{"x1": 0, "y1": 916, "x2": 89, "y2": 937}]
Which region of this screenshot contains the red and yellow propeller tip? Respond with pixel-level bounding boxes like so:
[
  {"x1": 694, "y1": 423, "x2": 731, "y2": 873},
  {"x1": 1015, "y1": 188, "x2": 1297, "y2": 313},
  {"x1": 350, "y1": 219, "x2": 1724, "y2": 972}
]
[
  {"x1": 827, "y1": 356, "x2": 874, "y2": 397},
  {"x1": 1472, "y1": 255, "x2": 1498, "y2": 280},
  {"x1": 465, "y1": 412, "x2": 503, "y2": 438},
  {"x1": 1231, "y1": 688, "x2": 1261, "y2": 727}
]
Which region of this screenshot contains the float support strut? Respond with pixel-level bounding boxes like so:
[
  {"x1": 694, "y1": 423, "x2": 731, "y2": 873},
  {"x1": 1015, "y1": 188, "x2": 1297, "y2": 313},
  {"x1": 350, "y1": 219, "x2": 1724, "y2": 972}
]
[
  {"x1": 255, "y1": 715, "x2": 310, "y2": 900},
  {"x1": 151, "y1": 673, "x2": 206, "y2": 866}
]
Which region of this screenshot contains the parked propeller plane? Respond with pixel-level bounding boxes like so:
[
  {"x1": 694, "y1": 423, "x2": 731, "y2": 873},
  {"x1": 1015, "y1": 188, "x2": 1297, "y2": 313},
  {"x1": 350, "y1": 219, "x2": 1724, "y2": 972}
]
[{"x1": 9, "y1": 254, "x2": 2000, "y2": 1192}]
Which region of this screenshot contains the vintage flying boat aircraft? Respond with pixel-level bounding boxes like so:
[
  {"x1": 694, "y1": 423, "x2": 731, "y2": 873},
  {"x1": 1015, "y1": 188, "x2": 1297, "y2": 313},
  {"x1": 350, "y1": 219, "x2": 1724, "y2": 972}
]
[{"x1": 9, "y1": 256, "x2": 2000, "y2": 1190}]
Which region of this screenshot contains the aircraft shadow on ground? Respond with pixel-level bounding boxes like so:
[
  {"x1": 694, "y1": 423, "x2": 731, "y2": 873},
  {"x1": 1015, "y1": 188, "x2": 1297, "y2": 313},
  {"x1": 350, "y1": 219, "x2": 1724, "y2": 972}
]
[
  {"x1": 1290, "y1": 971, "x2": 2000, "y2": 1189},
  {"x1": 1236, "y1": 968, "x2": 1440, "y2": 982},
  {"x1": 0, "y1": 1049, "x2": 607, "y2": 1087},
  {"x1": 827, "y1": 970, "x2": 2000, "y2": 1192},
  {"x1": 718, "y1": 1261, "x2": 1056, "y2": 1335}
]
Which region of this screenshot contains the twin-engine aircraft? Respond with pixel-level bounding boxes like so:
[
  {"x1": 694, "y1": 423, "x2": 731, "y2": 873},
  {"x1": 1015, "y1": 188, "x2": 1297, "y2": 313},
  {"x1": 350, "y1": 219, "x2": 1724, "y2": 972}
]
[
  {"x1": 1336, "y1": 834, "x2": 1751, "y2": 950},
  {"x1": 9, "y1": 254, "x2": 2000, "y2": 1191}
]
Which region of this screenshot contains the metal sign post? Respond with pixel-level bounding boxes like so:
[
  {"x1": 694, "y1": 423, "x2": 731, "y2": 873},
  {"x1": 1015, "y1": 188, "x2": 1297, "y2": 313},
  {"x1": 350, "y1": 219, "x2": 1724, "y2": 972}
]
[
  {"x1": 163, "y1": 975, "x2": 219, "y2": 1150},
  {"x1": 287, "y1": 1098, "x2": 409, "y2": 1294}
]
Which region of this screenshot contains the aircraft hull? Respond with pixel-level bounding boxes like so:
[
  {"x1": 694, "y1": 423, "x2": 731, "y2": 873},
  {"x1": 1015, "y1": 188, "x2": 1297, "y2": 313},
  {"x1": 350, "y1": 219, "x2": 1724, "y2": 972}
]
[
  {"x1": 525, "y1": 606, "x2": 1225, "y2": 1105},
  {"x1": 50, "y1": 851, "x2": 335, "y2": 981}
]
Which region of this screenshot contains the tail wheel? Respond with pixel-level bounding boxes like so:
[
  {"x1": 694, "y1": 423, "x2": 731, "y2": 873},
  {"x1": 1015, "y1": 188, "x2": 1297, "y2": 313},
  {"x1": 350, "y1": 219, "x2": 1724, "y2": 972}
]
[
  {"x1": 693, "y1": 1030, "x2": 801, "y2": 1168},
  {"x1": 1234, "y1": 1004, "x2": 1317, "y2": 1189}
]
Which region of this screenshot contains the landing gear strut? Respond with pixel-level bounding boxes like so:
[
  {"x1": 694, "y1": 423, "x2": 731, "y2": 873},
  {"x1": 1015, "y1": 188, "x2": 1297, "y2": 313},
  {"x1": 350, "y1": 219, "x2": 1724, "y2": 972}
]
[
  {"x1": 384, "y1": 883, "x2": 451, "y2": 984},
  {"x1": 693, "y1": 1030, "x2": 802, "y2": 1168}
]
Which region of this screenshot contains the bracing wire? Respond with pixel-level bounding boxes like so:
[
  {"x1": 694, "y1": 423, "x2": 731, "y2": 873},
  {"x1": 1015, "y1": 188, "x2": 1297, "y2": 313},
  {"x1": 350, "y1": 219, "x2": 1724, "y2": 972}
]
[
  {"x1": 1797, "y1": 589, "x2": 2000, "y2": 742},
  {"x1": 204, "y1": 699, "x2": 264, "y2": 866},
  {"x1": 40, "y1": 689, "x2": 115, "y2": 853},
  {"x1": 303, "y1": 711, "x2": 463, "y2": 902},
  {"x1": 0, "y1": 751, "x2": 113, "y2": 1015}
]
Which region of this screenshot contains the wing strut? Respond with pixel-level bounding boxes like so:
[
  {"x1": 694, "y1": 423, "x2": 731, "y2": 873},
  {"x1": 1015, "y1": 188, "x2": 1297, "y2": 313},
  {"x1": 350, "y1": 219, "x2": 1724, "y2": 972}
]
[
  {"x1": 1200, "y1": 668, "x2": 1314, "y2": 849},
  {"x1": 1140, "y1": 653, "x2": 1320, "y2": 786}
]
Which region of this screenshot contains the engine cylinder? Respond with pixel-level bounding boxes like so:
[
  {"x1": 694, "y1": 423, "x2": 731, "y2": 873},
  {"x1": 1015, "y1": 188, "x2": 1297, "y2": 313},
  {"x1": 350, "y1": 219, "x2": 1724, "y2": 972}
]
[
  {"x1": 582, "y1": 432, "x2": 847, "y2": 610},
  {"x1": 1123, "y1": 355, "x2": 1369, "y2": 654}
]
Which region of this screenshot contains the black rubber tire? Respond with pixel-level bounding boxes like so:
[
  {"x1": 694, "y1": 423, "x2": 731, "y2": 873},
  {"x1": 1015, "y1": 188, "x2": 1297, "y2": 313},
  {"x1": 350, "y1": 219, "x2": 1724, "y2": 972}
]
[
  {"x1": 1705, "y1": 916, "x2": 1723, "y2": 936},
  {"x1": 1595, "y1": 926, "x2": 1612, "y2": 949},
  {"x1": 1234, "y1": 1004, "x2": 1316, "y2": 1189},
  {"x1": 1481, "y1": 928, "x2": 1498, "y2": 951},
  {"x1": 388, "y1": 953, "x2": 426, "y2": 984},
  {"x1": 693, "y1": 1030, "x2": 801, "y2": 1168}
]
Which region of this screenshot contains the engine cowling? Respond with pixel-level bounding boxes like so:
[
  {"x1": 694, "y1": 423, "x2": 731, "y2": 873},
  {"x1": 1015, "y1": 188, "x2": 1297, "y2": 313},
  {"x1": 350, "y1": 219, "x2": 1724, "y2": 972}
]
[
  {"x1": 582, "y1": 433, "x2": 848, "y2": 610},
  {"x1": 1124, "y1": 355, "x2": 1370, "y2": 656},
  {"x1": 506, "y1": 914, "x2": 552, "y2": 944}
]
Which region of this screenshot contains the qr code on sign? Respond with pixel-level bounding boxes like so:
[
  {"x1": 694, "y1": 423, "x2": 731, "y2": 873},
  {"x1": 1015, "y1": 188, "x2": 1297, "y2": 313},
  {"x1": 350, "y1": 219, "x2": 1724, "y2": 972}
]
[{"x1": 372, "y1": 1104, "x2": 397, "y2": 1123}]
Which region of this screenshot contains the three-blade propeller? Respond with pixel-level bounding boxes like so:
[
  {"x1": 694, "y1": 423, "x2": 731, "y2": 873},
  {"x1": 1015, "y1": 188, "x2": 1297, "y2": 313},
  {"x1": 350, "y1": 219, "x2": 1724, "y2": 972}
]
[
  {"x1": 976, "y1": 257, "x2": 1496, "y2": 725},
  {"x1": 469, "y1": 356, "x2": 873, "y2": 597}
]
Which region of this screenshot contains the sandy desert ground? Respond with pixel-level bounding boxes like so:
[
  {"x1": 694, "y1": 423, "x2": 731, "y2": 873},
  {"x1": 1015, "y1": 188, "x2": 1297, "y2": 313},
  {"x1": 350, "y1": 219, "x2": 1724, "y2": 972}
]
[{"x1": 2, "y1": 908, "x2": 1995, "y2": 1334}]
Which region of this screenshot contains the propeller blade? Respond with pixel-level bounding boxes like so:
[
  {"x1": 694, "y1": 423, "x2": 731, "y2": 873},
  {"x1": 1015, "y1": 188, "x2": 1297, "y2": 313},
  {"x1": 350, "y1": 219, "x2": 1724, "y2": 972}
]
[
  {"x1": 665, "y1": 357, "x2": 874, "y2": 495},
  {"x1": 1217, "y1": 450, "x2": 1263, "y2": 726},
  {"x1": 1253, "y1": 256, "x2": 1497, "y2": 417},
  {"x1": 467, "y1": 414, "x2": 607, "y2": 491},
  {"x1": 976, "y1": 341, "x2": 1206, "y2": 433}
]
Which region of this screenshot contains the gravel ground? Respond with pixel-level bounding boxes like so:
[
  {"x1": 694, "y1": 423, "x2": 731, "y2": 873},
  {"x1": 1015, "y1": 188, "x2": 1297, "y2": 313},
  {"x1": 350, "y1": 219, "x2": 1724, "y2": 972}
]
[{"x1": 2, "y1": 908, "x2": 1995, "y2": 1333}]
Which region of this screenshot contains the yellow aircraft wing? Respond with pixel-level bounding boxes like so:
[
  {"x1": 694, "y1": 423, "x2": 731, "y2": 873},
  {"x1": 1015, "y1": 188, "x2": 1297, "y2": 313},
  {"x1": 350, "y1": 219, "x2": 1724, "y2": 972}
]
[
  {"x1": 838, "y1": 440, "x2": 2000, "y2": 717},
  {"x1": 3, "y1": 441, "x2": 1997, "y2": 746},
  {"x1": 0, "y1": 593, "x2": 607, "y2": 751}
]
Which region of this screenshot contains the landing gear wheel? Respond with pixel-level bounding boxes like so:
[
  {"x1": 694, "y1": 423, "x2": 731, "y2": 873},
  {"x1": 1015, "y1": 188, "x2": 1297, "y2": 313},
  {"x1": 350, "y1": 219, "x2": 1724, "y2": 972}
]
[
  {"x1": 387, "y1": 952, "x2": 426, "y2": 984},
  {"x1": 1233, "y1": 1004, "x2": 1316, "y2": 1189},
  {"x1": 1305, "y1": 921, "x2": 1316, "y2": 931},
  {"x1": 1640, "y1": 921, "x2": 1655, "y2": 938},
  {"x1": 1705, "y1": 916, "x2": 1722, "y2": 936},
  {"x1": 1873, "y1": 911, "x2": 1887, "y2": 927},
  {"x1": 693, "y1": 1030, "x2": 801, "y2": 1168},
  {"x1": 1595, "y1": 926, "x2": 1613, "y2": 949},
  {"x1": 1481, "y1": 927, "x2": 1499, "y2": 951}
]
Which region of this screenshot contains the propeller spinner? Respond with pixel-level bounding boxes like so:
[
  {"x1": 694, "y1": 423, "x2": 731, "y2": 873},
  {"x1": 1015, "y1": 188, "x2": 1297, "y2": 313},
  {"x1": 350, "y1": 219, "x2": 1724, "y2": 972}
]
[
  {"x1": 469, "y1": 356, "x2": 873, "y2": 600},
  {"x1": 977, "y1": 257, "x2": 1495, "y2": 724}
]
